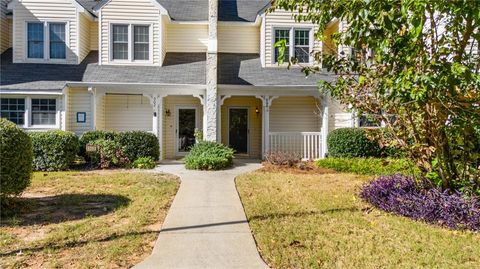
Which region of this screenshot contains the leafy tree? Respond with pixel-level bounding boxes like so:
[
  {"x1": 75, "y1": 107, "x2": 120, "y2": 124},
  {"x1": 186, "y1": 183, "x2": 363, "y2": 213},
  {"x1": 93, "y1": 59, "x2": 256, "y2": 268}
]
[{"x1": 273, "y1": 0, "x2": 480, "y2": 193}]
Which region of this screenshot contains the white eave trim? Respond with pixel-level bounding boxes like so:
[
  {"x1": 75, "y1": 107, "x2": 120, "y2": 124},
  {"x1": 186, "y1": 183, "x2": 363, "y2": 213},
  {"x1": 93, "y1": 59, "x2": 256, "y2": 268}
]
[
  {"x1": 0, "y1": 90, "x2": 63, "y2": 95},
  {"x1": 94, "y1": 0, "x2": 169, "y2": 17},
  {"x1": 66, "y1": 81, "x2": 206, "y2": 90},
  {"x1": 219, "y1": 84, "x2": 319, "y2": 90}
]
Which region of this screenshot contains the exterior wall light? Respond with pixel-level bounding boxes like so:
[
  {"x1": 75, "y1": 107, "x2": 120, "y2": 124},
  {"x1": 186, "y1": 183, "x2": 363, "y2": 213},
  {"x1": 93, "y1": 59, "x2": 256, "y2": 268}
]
[{"x1": 165, "y1": 109, "x2": 171, "y2": 117}]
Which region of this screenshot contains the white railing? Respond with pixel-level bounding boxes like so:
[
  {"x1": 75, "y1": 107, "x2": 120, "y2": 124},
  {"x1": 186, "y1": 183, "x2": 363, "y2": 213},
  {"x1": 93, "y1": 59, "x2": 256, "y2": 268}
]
[{"x1": 268, "y1": 132, "x2": 323, "y2": 160}]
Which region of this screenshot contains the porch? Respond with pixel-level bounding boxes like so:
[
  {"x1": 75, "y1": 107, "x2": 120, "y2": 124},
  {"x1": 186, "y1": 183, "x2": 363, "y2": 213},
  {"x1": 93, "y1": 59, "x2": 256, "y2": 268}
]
[{"x1": 82, "y1": 88, "x2": 328, "y2": 161}]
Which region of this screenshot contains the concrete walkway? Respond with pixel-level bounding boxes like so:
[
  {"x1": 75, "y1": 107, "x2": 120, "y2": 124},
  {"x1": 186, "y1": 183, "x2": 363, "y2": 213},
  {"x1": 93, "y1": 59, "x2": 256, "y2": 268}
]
[{"x1": 133, "y1": 159, "x2": 269, "y2": 269}]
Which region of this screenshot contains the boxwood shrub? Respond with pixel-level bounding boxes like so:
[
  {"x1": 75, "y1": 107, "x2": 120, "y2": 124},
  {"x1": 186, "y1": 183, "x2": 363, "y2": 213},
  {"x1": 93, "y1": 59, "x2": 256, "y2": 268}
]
[
  {"x1": 30, "y1": 130, "x2": 79, "y2": 171},
  {"x1": 184, "y1": 141, "x2": 234, "y2": 170},
  {"x1": 0, "y1": 119, "x2": 33, "y2": 198},
  {"x1": 116, "y1": 131, "x2": 159, "y2": 161},
  {"x1": 360, "y1": 175, "x2": 480, "y2": 231},
  {"x1": 327, "y1": 128, "x2": 381, "y2": 158},
  {"x1": 79, "y1": 130, "x2": 117, "y2": 158}
]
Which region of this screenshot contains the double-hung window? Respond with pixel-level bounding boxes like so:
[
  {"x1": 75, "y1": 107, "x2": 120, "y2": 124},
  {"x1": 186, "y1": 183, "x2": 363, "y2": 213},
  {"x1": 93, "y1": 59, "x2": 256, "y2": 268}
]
[
  {"x1": 112, "y1": 24, "x2": 129, "y2": 60},
  {"x1": 27, "y1": 22, "x2": 66, "y2": 60},
  {"x1": 111, "y1": 24, "x2": 151, "y2": 62},
  {"x1": 49, "y1": 23, "x2": 66, "y2": 59},
  {"x1": 27, "y1": 23, "x2": 44, "y2": 59},
  {"x1": 294, "y1": 29, "x2": 310, "y2": 63},
  {"x1": 274, "y1": 29, "x2": 290, "y2": 63},
  {"x1": 31, "y1": 99, "x2": 56, "y2": 126},
  {"x1": 273, "y1": 27, "x2": 312, "y2": 64},
  {"x1": 0, "y1": 98, "x2": 25, "y2": 125}
]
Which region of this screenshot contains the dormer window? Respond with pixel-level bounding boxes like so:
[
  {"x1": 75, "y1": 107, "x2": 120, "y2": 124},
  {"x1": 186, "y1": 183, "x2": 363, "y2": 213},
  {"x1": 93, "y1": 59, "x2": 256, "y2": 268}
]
[
  {"x1": 27, "y1": 22, "x2": 66, "y2": 61},
  {"x1": 273, "y1": 27, "x2": 313, "y2": 64},
  {"x1": 111, "y1": 23, "x2": 152, "y2": 63}
]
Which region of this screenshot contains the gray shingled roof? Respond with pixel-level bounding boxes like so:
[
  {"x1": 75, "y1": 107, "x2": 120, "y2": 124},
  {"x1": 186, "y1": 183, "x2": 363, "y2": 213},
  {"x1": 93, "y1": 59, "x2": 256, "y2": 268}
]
[
  {"x1": 156, "y1": 0, "x2": 270, "y2": 22},
  {"x1": 1, "y1": 49, "x2": 330, "y2": 92},
  {"x1": 83, "y1": 53, "x2": 206, "y2": 84},
  {"x1": 87, "y1": 0, "x2": 271, "y2": 22},
  {"x1": 218, "y1": 53, "x2": 333, "y2": 86},
  {"x1": 75, "y1": 0, "x2": 109, "y2": 15},
  {"x1": 0, "y1": 49, "x2": 89, "y2": 91}
]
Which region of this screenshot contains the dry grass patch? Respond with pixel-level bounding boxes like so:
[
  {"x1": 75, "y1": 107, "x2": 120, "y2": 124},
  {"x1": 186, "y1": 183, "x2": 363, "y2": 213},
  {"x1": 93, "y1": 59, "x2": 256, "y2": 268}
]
[
  {"x1": 0, "y1": 170, "x2": 179, "y2": 268},
  {"x1": 236, "y1": 171, "x2": 480, "y2": 269}
]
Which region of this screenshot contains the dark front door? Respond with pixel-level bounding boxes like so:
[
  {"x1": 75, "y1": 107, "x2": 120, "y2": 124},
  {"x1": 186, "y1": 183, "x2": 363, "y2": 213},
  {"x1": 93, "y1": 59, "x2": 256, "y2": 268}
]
[
  {"x1": 177, "y1": 108, "x2": 196, "y2": 153},
  {"x1": 229, "y1": 108, "x2": 248, "y2": 154}
]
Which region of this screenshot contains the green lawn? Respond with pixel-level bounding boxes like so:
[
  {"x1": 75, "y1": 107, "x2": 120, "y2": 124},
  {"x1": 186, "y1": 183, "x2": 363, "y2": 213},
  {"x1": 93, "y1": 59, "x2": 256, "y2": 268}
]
[
  {"x1": 0, "y1": 171, "x2": 179, "y2": 268},
  {"x1": 316, "y1": 157, "x2": 420, "y2": 176},
  {"x1": 236, "y1": 171, "x2": 480, "y2": 269}
]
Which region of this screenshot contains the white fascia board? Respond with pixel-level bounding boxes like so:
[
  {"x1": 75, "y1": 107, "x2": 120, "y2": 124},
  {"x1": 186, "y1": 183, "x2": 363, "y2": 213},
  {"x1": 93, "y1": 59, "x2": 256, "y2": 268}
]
[
  {"x1": 0, "y1": 90, "x2": 63, "y2": 95},
  {"x1": 218, "y1": 85, "x2": 320, "y2": 97},
  {"x1": 218, "y1": 20, "x2": 260, "y2": 26},
  {"x1": 94, "y1": 0, "x2": 169, "y2": 17},
  {"x1": 66, "y1": 81, "x2": 206, "y2": 91},
  {"x1": 170, "y1": 20, "x2": 209, "y2": 25}
]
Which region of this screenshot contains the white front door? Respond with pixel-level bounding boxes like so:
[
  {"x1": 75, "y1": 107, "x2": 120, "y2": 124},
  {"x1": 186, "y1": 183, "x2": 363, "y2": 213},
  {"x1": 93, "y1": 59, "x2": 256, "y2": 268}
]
[{"x1": 175, "y1": 106, "x2": 198, "y2": 156}]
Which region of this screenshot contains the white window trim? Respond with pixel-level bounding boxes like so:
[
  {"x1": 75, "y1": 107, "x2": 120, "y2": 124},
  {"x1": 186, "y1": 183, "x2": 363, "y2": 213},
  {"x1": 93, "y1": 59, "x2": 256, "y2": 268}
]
[
  {"x1": 29, "y1": 97, "x2": 61, "y2": 129},
  {"x1": 271, "y1": 26, "x2": 314, "y2": 65},
  {"x1": 109, "y1": 22, "x2": 154, "y2": 65},
  {"x1": 24, "y1": 20, "x2": 69, "y2": 63},
  {"x1": 0, "y1": 95, "x2": 61, "y2": 130}
]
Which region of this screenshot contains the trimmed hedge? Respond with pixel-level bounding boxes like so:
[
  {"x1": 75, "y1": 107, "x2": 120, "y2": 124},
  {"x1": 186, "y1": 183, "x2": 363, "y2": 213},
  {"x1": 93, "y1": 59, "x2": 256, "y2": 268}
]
[
  {"x1": 116, "y1": 131, "x2": 160, "y2": 161},
  {"x1": 0, "y1": 119, "x2": 33, "y2": 197},
  {"x1": 30, "y1": 130, "x2": 79, "y2": 171},
  {"x1": 316, "y1": 157, "x2": 419, "y2": 176},
  {"x1": 360, "y1": 175, "x2": 480, "y2": 231},
  {"x1": 79, "y1": 130, "x2": 117, "y2": 158},
  {"x1": 185, "y1": 141, "x2": 234, "y2": 170},
  {"x1": 327, "y1": 128, "x2": 381, "y2": 158}
]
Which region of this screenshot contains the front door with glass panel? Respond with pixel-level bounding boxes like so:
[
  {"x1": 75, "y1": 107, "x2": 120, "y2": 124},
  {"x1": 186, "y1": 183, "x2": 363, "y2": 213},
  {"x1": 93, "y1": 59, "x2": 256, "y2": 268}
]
[
  {"x1": 229, "y1": 108, "x2": 249, "y2": 154},
  {"x1": 176, "y1": 107, "x2": 197, "y2": 156}
]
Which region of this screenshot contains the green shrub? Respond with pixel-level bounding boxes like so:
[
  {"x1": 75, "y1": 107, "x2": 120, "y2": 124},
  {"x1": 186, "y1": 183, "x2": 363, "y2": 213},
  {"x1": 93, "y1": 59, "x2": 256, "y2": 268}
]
[
  {"x1": 327, "y1": 128, "x2": 381, "y2": 158},
  {"x1": 30, "y1": 130, "x2": 79, "y2": 171},
  {"x1": 316, "y1": 157, "x2": 419, "y2": 176},
  {"x1": 131, "y1": 157, "x2": 157, "y2": 169},
  {"x1": 79, "y1": 130, "x2": 117, "y2": 158},
  {"x1": 116, "y1": 131, "x2": 159, "y2": 161},
  {"x1": 89, "y1": 139, "x2": 130, "y2": 169},
  {"x1": 0, "y1": 119, "x2": 33, "y2": 198},
  {"x1": 184, "y1": 141, "x2": 234, "y2": 170}
]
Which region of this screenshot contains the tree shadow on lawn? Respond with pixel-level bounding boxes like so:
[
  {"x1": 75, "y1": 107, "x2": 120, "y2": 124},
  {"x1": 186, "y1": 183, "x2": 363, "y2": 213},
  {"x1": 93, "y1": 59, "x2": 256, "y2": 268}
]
[{"x1": 1, "y1": 193, "x2": 130, "y2": 226}]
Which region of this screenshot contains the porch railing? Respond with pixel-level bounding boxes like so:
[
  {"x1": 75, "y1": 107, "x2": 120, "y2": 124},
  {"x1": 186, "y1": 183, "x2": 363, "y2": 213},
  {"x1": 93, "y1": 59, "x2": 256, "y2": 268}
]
[{"x1": 268, "y1": 132, "x2": 323, "y2": 160}]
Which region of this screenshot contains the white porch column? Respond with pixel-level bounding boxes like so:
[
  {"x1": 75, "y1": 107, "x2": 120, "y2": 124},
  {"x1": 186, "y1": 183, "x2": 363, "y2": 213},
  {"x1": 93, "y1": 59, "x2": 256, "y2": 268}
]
[
  {"x1": 205, "y1": 0, "x2": 218, "y2": 141},
  {"x1": 88, "y1": 87, "x2": 96, "y2": 130},
  {"x1": 257, "y1": 95, "x2": 278, "y2": 157},
  {"x1": 145, "y1": 94, "x2": 165, "y2": 160},
  {"x1": 60, "y1": 89, "x2": 67, "y2": 131},
  {"x1": 321, "y1": 95, "x2": 329, "y2": 157}
]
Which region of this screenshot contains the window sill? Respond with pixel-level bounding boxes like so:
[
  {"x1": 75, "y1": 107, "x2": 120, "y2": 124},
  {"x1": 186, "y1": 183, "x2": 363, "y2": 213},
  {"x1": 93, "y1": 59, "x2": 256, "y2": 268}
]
[
  {"x1": 22, "y1": 125, "x2": 59, "y2": 130},
  {"x1": 25, "y1": 58, "x2": 68, "y2": 64}
]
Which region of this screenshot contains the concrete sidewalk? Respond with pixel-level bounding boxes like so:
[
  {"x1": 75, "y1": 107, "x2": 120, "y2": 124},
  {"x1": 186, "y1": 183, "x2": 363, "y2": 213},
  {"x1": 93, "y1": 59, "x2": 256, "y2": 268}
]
[{"x1": 133, "y1": 159, "x2": 269, "y2": 269}]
